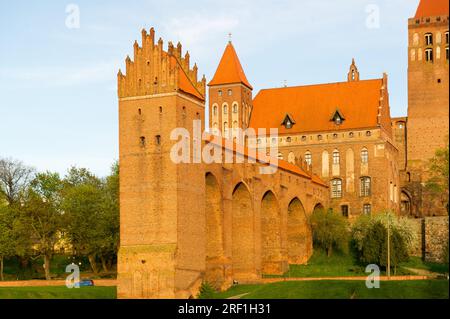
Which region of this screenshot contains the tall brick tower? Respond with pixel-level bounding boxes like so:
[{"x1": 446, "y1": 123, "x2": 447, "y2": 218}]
[
  {"x1": 407, "y1": 0, "x2": 449, "y2": 166},
  {"x1": 117, "y1": 28, "x2": 207, "y2": 298},
  {"x1": 208, "y1": 41, "x2": 253, "y2": 140},
  {"x1": 404, "y1": 0, "x2": 449, "y2": 216}
]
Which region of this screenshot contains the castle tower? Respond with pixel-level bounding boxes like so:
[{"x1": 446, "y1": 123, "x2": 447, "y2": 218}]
[
  {"x1": 407, "y1": 0, "x2": 449, "y2": 168},
  {"x1": 117, "y1": 28, "x2": 207, "y2": 298},
  {"x1": 208, "y1": 40, "x2": 253, "y2": 141},
  {"x1": 404, "y1": 0, "x2": 449, "y2": 217}
]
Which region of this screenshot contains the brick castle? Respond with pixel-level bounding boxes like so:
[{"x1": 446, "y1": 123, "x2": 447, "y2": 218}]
[{"x1": 117, "y1": 0, "x2": 449, "y2": 298}]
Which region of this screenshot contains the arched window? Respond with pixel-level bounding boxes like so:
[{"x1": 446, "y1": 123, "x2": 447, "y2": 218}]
[
  {"x1": 288, "y1": 152, "x2": 295, "y2": 164},
  {"x1": 333, "y1": 150, "x2": 340, "y2": 164},
  {"x1": 425, "y1": 48, "x2": 433, "y2": 62},
  {"x1": 304, "y1": 151, "x2": 312, "y2": 166},
  {"x1": 223, "y1": 104, "x2": 228, "y2": 114},
  {"x1": 413, "y1": 33, "x2": 419, "y2": 46},
  {"x1": 233, "y1": 121, "x2": 238, "y2": 128},
  {"x1": 232, "y1": 103, "x2": 238, "y2": 113},
  {"x1": 361, "y1": 148, "x2": 369, "y2": 164},
  {"x1": 331, "y1": 179, "x2": 343, "y2": 198},
  {"x1": 425, "y1": 33, "x2": 433, "y2": 46},
  {"x1": 360, "y1": 177, "x2": 371, "y2": 197},
  {"x1": 363, "y1": 204, "x2": 371, "y2": 215},
  {"x1": 213, "y1": 105, "x2": 218, "y2": 116}
]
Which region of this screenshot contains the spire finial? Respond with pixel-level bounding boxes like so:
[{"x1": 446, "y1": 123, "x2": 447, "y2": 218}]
[{"x1": 228, "y1": 32, "x2": 232, "y2": 43}]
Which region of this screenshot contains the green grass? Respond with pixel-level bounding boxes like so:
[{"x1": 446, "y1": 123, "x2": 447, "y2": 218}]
[
  {"x1": 401, "y1": 256, "x2": 449, "y2": 274},
  {"x1": 209, "y1": 280, "x2": 449, "y2": 299},
  {"x1": 264, "y1": 250, "x2": 448, "y2": 278},
  {"x1": 0, "y1": 286, "x2": 116, "y2": 299}
]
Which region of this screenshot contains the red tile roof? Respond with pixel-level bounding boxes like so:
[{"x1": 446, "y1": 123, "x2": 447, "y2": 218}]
[
  {"x1": 208, "y1": 42, "x2": 253, "y2": 89},
  {"x1": 415, "y1": 0, "x2": 449, "y2": 18},
  {"x1": 169, "y1": 55, "x2": 205, "y2": 101},
  {"x1": 249, "y1": 79, "x2": 385, "y2": 135},
  {"x1": 203, "y1": 133, "x2": 327, "y2": 187}
]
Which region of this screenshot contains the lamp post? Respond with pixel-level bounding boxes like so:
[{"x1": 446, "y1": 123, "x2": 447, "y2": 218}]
[{"x1": 387, "y1": 212, "x2": 391, "y2": 279}]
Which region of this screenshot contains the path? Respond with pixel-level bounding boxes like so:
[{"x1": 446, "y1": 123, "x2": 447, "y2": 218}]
[{"x1": 0, "y1": 279, "x2": 117, "y2": 287}]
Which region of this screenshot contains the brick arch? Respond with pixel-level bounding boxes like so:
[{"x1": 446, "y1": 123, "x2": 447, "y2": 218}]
[
  {"x1": 313, "y1": 202, "x2": 325, "y2": 213},
  {"x1": 287, "y1": 197, "x2": 312, "y2": 264},
  {"x1": 205, "y1": 172, "x2": 226, "y2": 288},
  {"x1": 231, "y1": 182, "x2": 256, "y2": 280},
  {"x1": 260, "y1": 190, "x2": 286, "y2": 275}
]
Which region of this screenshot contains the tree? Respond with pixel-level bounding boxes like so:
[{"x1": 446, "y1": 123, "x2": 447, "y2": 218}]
[
  {"x1": 62, "y1": 166, "x2": 119, "y2": 274},
  {"x1": 0, "y1": 206, "x2": 14, "y2": 281},
  {"x1": 352, "y1": 212, "x2": 413, "y2": 274},
  {"x1": 309, "y1": 208, "x2": 350, "y2": 257},
  {"x1": 426, "y1": 143, "x2": 449, "y2": 212},
  {"x1": 0, "y1": 158, "x2": 34, "y2": 206},
  {"x1": 21, "y1": 172, "x2": 63, "y2": 280}
]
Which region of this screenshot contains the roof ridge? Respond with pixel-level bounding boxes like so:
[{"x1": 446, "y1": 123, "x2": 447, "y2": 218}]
[
  {"x1": 257, "y1": 78, "x2": 383, "y2": 93},
  {"x1": 173, "y1": 56, "x2": 204, "y2": 100}
]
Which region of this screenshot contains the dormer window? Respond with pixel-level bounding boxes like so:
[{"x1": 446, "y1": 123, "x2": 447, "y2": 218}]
[
  {"x1": 330, "y1": 109, "x2": 345, "y2": 126},
  {"x1": 281, "y1": 113, "x2": 296, "y2": 129}
]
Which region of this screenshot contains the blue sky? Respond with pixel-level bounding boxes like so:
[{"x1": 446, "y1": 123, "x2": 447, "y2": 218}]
[{"x1": 0, "y1": 0, "x2": 419, "y2": 176}]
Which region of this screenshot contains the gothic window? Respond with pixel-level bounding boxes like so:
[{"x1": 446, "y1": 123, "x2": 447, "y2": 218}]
[
  {"x1": 366, "y1": 131, "x2": 372, "y2": 137},
  {"x1": 349, "y1": 132, "x2": 354, "y2": 138},
  {"x1": 331, "y1": 179, "x2": 343, "y2": 198},
  {"x1": 413, "y1": 33, "x2": 419, "y2": 46},
  {"x1": 218, "y1": 90, "x2": 222, "y2": 97},
  {"x1": 301, "y1": 136, "x2": 307, "y2": 141},
  {"x1": 361, "y1": 148, "x2": 369, "y2": 164},
  {"x1": 363, "y1": 204, "x2": 371, "y2": 215},
  {"x1": 288, "y1": 152, "x2": 295, "y2": 164},
  {"x1": 286, "y1": 137, "x2": 292, "y2": 143},
  {"x1": 318, "y1": 135, "x2": 323, "y2": 141},
  {"x1": 425, "y1": 48, "x2": 433, "y2": 62},
  {"x1": 360, "y1": 177, "x2": 371, "y2": 197},
  {"x1": 305, "y1": 151, "x2": 312, "y2": 166},
  {"x1": 333, "y1": 150, "x2": 340, "y2": 164},
  {"x1": 213, "y1": 105, "x2": 218, "y2": 116},
  {"x1": 341, "y1": 205, "x2": 349, "y2": 218},
  {"x1": 232, "y1": 103, "x2": 238, "y2": 113},
  {"x1": 425, "y1": 33, "x2": 433, "y2": 46},
  {"x1": 223, "y1": 104, "x2": 228, "y2": 114}
]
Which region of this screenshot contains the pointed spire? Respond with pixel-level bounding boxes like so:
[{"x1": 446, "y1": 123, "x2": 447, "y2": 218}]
[
  {"x1": 208, "y1": 41, "x2": 253, "y2": 90},
  {"x1": 347, "y1": 58, "x2": 360, "y2": 82}
]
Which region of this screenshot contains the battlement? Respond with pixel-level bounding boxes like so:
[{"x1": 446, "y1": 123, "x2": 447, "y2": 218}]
[{"x1": 118, "y1": 28, "x2": 206, "y2": 100}]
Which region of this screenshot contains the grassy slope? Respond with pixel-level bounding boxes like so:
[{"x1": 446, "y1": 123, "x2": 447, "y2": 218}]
[
  {"x1": 0, "y1": 286, "x2": 116, "y2": 299},
  {"x1": 211, "y1": 280, "x2": 449, "y2": 299},
  {"x1": 265, "y1": 250, "x2": 449, "y2": 278}
]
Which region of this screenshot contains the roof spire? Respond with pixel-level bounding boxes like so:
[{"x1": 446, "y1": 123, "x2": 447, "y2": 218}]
[
  {"x1": 208, "y1": 41, "x2": 253, "y2": 89},
  {"x1": 347, "y1": 58, "x2": 360, "y2": 82},
  {"x1": 228, "y1": 32, "x2": 232, "y2": 43}
]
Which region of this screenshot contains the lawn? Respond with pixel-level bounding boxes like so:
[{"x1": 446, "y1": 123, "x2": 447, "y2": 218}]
[
  {"x1": 264, "y1": 249, "x2": 449, "y2": 278},
  {"x1": 0, "y1": 286, "x2": 116, "y2": 299},
  {"x1": 210, "y1": 280, "x2": 449, "y2": 299}
]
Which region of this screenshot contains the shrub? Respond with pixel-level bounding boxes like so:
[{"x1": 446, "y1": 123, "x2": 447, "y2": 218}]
[
  {"x1": 309, "y1": 208, "x2": 350, "y2": 257},
  {"x1": 197, "y1": 281, "x2": 216, "y2": 299}
]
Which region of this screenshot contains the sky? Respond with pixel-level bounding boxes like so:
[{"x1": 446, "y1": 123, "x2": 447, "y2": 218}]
[{"x1": 0, "y1": 0, "x2": 420, "y2": 177}]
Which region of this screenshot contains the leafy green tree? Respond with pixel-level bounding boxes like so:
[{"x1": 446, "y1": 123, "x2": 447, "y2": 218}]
[
  {"x1": 21, "y1": 172, "x2": 63, "y2": 280},
  {"x1": 352, "y1": 213, "x2": 411, "y2": 274},
  {"x1": 62, "y1": 165, "x2": 119, "y2": 274},
  {"x1": 0, "y1": 206, "x2": 14, "y2": 280},
  {"x1": 309, "y1": 208, "x2": 350, "y2": 257},
  {"x1": 426, "y1": 143, "x2": 449, "y2": 212}
]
